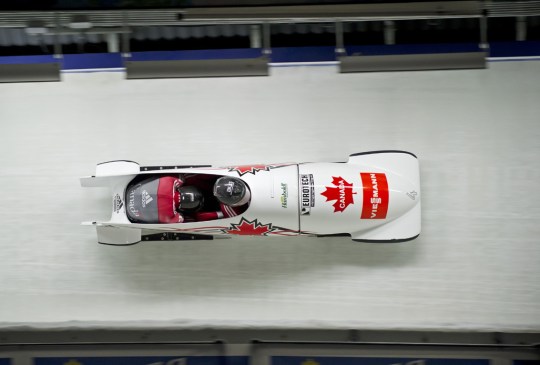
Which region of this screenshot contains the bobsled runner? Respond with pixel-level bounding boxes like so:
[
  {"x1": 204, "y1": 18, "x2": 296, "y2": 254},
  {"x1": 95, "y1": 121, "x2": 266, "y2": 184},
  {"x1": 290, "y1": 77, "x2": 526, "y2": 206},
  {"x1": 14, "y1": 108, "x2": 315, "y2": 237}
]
[{"x1": 80, "y1": 150, "x2": 421, "y2": 245}]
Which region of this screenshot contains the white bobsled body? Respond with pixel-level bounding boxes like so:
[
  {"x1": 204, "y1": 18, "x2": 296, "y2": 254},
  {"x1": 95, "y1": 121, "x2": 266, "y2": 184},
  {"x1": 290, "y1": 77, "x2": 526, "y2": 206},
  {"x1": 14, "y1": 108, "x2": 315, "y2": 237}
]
[
  {"x1": 81, "y1": 151, "x2": 420, "y2": 245},
  {"x1": 299, "y1": 151, "x2": 420, "y2": 242}
]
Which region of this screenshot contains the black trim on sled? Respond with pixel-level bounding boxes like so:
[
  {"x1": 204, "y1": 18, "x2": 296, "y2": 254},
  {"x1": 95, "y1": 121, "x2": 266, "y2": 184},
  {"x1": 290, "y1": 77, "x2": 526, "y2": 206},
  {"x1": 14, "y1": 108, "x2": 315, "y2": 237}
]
[
  {"x1": 98, "y1": 232, "x2": 214, "y2": 245},
  {"x1": 141, "y1": 165, "x2": 212, "y2": 171},
  {"x1": 99, "y1": 240, "x2": 141, "y2": 246},
  {"x1": 352, "y1": 234, "x2": 420, "y2": 243},
  {"x1": 97, "y1": 159, "x2": 139, "y2": 165},
  {"x1": 350, "y1": 150, "x2": 417, "y2": 159},
  {"x1": 143, "y1": 232, "x2": 214, "y2": 241},
  {"x1": 316, "y1": 233, "x2": 350, "y2": 238}
]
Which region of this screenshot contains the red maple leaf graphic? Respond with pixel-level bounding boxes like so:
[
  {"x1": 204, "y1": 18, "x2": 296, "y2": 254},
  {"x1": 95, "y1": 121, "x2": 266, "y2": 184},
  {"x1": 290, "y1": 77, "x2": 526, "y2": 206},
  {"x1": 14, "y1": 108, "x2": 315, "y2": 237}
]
[
  {"x1": 225, "y1": 218, "x2": 274, "y2": 236},
  {"x1": 320, "y1": 176, "x2": 356, "y2": 213},
  {"x1": 228, "y1": 164, "x2": 271, "y2": 176}
]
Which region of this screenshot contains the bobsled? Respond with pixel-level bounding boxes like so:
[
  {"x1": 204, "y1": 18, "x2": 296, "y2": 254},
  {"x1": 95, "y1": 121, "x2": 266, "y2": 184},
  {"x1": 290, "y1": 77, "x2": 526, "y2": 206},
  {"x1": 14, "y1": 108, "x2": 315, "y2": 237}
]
[{"x1": 80, "y1": 150, "x2": 421, "y2": 245}]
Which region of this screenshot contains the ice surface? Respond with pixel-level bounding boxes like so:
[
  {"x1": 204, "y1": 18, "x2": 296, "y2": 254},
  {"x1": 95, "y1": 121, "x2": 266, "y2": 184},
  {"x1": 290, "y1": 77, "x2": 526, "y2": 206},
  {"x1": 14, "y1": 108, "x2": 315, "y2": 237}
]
[{"x1": 0, "y1": 62, "x2": 539, "y2": 331}]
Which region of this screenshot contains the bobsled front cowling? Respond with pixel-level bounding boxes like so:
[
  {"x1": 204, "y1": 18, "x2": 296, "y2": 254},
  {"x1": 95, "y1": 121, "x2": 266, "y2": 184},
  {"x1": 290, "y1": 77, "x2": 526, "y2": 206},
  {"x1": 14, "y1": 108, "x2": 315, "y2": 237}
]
[{"x1": 299, "y1": 152, "x2": 421, "y2": 241}]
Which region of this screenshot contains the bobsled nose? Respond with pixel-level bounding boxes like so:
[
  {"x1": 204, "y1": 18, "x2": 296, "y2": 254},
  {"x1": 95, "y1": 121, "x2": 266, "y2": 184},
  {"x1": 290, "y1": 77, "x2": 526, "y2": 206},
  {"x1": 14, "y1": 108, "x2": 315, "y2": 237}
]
[{"x1": 388, "y1": 182, "x2": 420, "y2": 219}]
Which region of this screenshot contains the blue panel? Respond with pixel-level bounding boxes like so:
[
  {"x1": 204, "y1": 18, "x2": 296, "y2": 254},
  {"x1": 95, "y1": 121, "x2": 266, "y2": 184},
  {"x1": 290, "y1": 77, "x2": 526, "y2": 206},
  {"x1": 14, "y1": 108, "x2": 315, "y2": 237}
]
[
  {"x1": 0, "y1": 55, "x2": 56, "y2": 65},
  {"x1": 129, "y1": 49, "x2": 262, "y2": 62},
  {"x1": 0, "y1": 359, "x2": 11, "y2": 365},
  {"x1": 35, "y1": 356, "x2": 248, "y2": 365},
  {"x1": 489, "y1": 41, "x2": 540, "y2": 58},
  {"x1": 62, "y1": 53, "x2": 123, "y2": 70},
  {"x1": 513, "y1": 361, "x2": 540, "y2": 365},
  {"x1": 346, "y1": 43, "x2": 482, "y2": 56},
  {"x1": 270, "y1": 46, "x2": 336, "y2": 63},
  {"x1": 272, "y1": 357, "x2": 491, "y2": 365},
  {"x1": 2, "y1": 41, "x2": 539, "y2": 71}
]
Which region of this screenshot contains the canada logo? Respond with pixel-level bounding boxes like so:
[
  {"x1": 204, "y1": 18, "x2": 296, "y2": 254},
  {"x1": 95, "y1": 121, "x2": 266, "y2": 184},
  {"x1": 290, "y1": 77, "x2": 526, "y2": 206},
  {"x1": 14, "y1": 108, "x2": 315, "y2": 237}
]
[
  {"x1": 321, "y1": 176, "x2": 356, "y2": 213},
  {"x1": 224, "y1": 218, "x2": 275, "y2": 236}
]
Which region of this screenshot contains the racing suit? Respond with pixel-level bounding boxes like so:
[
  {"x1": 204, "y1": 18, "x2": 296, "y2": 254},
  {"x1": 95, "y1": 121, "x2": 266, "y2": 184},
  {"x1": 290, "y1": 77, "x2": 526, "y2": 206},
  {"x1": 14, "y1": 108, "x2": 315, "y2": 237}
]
[
  {"x1": 195, "y1": 203, "x2": 244, "y2": 222},
  {"x1": 126, "y1": 175, "x2": 184, "y2": 224}
]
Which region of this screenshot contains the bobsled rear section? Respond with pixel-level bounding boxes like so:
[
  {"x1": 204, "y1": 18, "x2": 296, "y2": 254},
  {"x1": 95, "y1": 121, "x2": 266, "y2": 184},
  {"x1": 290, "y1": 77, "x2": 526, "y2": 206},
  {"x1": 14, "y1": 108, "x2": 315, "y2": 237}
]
[
  {"x1": 80, "y1": 160, "x2": 140, "y2": 187},
  {"x1": 299, "y1": 151, "x2": 421, "y2": 242},
  {"x1": 80, "y1": 160, "x2": 143, "y2": 244},
  {"x1": 81, "y1": 161, "x2": 302, "y2": 244},
  {"x1": 80, "y1": 160, "x2": 140, "y2": 226}
]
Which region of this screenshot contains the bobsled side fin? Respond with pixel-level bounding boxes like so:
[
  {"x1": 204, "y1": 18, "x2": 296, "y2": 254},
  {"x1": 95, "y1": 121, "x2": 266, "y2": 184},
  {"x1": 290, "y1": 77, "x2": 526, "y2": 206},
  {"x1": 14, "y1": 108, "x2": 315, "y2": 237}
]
[
  {"x1": 351, "y1": 202, "x2": 421, "y2": 243},
  {"x1": 81, "y1": 175, "x2": 115, "y2": 187},
  {"x1": 96, "y1": 224, "x2": 142, "y2": 245},
  {"x1": 96, "y1": 160, "x2": 140, "y2": 176},
  {"x1": 349, "y1": 150, "x2": 417, "y2": 159},
  {"x1": 80, "y1": 174, "x2": 137, "y2": 188}
]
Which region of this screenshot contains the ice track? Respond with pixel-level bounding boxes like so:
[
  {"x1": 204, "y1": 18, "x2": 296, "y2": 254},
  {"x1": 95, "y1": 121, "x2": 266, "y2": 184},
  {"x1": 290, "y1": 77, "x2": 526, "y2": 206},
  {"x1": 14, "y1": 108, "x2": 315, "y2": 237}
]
[{"x1": 0, "y1": 62, "x2": 539, "y2": 331}]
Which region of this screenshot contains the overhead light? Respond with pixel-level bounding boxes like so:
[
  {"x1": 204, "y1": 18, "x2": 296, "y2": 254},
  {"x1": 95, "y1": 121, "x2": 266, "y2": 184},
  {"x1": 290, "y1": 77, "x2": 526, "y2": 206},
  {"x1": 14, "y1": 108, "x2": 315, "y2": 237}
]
[{"x1": 68, "y1": 15, "x2": 92, "y2": 30}]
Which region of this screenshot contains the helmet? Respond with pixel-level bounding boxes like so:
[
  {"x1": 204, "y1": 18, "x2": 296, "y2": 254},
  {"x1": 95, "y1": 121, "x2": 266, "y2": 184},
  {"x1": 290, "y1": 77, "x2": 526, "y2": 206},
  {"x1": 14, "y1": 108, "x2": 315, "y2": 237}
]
[
  {"x1": 213, "y1": 177, "x2": 250, "y2": 207},
  {"x1": 177, "y1": 186, "x2": 204, "y2": 211}
]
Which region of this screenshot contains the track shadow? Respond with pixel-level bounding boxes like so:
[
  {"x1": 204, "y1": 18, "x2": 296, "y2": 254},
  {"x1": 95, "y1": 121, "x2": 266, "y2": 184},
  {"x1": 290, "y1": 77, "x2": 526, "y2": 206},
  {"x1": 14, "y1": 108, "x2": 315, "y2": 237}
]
[{"x1": 96, "y1": 233, "x2": 423, "y2": 298}]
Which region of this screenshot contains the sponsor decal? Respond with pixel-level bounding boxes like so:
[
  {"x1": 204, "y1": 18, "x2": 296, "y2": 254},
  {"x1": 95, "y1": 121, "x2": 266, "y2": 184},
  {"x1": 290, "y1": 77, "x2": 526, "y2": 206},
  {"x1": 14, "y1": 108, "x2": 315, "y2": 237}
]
[
  {"x1": 141, "y1": 189, "x2": 154, "y2": 207},
  {"x1": 321, "y1": 176, "x2": 356, "y2": 213},
  {"x1": 113, "y1": 194, "x2": 123, "y2": 213},
  {"x1": 300, "y1": 174, "x2": 315, "y2": 215},
  {"x1": 280, "y1": 183, "x2": 288, "y2": 208},
  {"x1": 224, "y1": 218, "x2": 275, "y2": 236},
  {"x1": 360, "y1": 172, "x2": 389, "y2": 219},
  {"x1": 128, "y1": 184, "x2": 141, "y2": 217}
]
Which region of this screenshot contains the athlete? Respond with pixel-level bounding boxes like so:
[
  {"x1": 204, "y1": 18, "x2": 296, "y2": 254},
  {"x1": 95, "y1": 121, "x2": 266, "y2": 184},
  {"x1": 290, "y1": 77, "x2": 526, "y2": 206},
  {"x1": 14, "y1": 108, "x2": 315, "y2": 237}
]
[
  {"x1": 195, "y1": 176, "x2": 250, "y2": 221},
  {"x1": 125, "y1": 175, "x2": 249, "y2": 224},
  {"x1": 125, "y1": 175, "x2": 204, "y2": 224}
]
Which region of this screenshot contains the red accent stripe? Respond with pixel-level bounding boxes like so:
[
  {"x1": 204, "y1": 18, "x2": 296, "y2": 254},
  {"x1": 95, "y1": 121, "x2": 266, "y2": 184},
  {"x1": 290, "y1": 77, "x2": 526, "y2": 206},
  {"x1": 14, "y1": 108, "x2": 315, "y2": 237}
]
[
  {"x1": 360, "y1": 173, "x2": 389, "y2": 219},
  {"x1": 226, "y1": 205, "x2": 236, "y2": 217},
  {"x1": 221, "y1": 203, "x2": 239, "y2": 218}
]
